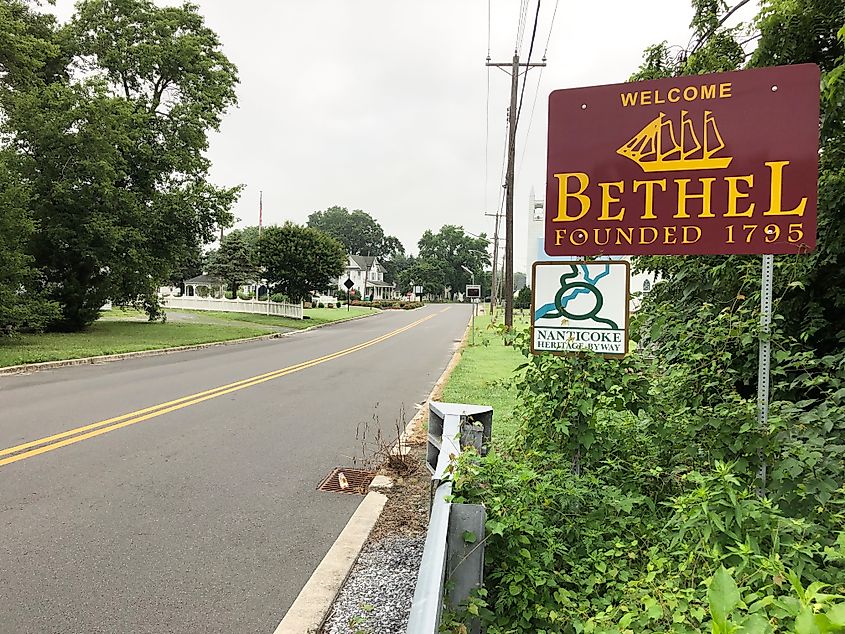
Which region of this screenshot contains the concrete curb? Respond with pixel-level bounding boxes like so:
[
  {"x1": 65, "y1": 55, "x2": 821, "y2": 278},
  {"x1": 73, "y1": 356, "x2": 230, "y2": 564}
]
[
  {"x1": 272, "y1": 491, "x2": 388, "y2": 634},
  {"x1": 0, "y1": 311, "x2": 380, "y2": 377}
]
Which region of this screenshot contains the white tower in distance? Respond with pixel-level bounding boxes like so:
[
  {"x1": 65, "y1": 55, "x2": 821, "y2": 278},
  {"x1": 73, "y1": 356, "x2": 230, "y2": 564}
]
[{"x1": 526, "y1": 187, "x2": 545, "y2": 278}]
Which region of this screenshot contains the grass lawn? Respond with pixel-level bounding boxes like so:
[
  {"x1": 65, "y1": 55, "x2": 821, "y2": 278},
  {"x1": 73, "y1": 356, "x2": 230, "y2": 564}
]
[
  {"x1": 168, "y1": 306, "x2": 376, "y2": 329},
  {"x1": 0, "y1": 305, "x2": 379, "y2": 368},
  {"x1": 440, "y1": 312, "x2": 529, "y2": 442},
  {"x1": 0, "y1": 321, "x2": 275, "y2": 368},
  {"x1": 98, "y1": 308, "x2": 148, "y2": 320}
]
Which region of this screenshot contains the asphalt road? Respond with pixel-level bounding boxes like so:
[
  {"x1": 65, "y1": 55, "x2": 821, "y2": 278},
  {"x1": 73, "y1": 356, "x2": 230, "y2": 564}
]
[{"x1": 0, "y1": 304, "x2": 470, "y2": 634}]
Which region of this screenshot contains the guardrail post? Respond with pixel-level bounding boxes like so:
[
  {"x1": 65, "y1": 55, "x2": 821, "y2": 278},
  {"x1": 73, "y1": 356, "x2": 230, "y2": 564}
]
[
  {"x1": 407, "y1": 402, "x2": 492, "y2": 634},
  {"x1": 445, "y1": 503, "x2": 486, "y2": 634}
]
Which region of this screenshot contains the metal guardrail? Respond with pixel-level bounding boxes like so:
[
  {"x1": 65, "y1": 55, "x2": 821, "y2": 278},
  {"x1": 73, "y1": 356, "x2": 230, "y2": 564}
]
[{"x1": 407, "y1": 402, "x2": 493, "y2": 634}]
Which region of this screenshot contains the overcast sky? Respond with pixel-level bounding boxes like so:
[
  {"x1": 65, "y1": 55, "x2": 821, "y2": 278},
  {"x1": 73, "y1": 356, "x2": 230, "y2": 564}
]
[{"x1": 49, "y1": 0, "x2": 758, "y2": 272}]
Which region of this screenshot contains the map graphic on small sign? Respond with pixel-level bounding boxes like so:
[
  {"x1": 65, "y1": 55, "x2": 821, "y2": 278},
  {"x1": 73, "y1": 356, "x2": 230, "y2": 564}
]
[{"x1": 531, "y1": 261, "x2": 629, "y2": 357}]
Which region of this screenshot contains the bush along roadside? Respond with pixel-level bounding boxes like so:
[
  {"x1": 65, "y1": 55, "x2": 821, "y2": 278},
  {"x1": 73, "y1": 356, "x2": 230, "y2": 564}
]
[
  {"x1": 350, "y1": 300, "x2": 422, "y2": 310},
  {"x1": 446, "y1": 318, "x2": 845, "y2": 634}
]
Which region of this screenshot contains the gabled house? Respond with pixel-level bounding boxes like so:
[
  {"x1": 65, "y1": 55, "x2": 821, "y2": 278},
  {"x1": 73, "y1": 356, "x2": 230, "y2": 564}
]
[{"x1": 338, "y1": 255, "x2": 396, "y2": 300}]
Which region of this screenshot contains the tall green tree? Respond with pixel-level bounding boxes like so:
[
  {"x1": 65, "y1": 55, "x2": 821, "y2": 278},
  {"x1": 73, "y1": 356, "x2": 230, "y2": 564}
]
[
  {"x1": 0, "y1": 151, "x2": 60, "y2": 332},
  {"x1": 206, "y1": 232, "x2": 259, "y2": 295},
  {"x1": 417, "y1": 225, "x2": 490, "y2": 298},
  {"x1": 381, "y1": 252, "x2": 413, "y2": 285},
  {"x1": 398, "y1": 259, "x2": 447, "y2": 297},
  {"x1": 0, "y1": 0, "x2": 241, "y2": 330},
  {"x1": 306, "y1": 206, "x2": 404, "y2": 259},
  {"x1": 258, "y1": 223, "x2": 345, "y2": 302}
]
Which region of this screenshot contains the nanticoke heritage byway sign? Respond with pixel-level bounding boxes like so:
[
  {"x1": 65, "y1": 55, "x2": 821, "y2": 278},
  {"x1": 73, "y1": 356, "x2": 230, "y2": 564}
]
[
  {"x1": 531, "y1": 261, "x2": 629, "y2": 358},
  {"x1": 545, "y1": 64, "x2": 820, "y2": 256}
]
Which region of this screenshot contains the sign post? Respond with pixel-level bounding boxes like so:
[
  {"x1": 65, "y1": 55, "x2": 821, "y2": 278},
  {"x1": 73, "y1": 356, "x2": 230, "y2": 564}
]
[
  {"x1": 466, "y1": 285, "x2": 482, "y2": 346},
  {"x1": 344, "y1": 278, "x2": 354, "y2": 312},
  {"x1": 757, "y1": 254, "x2": 774, "y2": 491}
]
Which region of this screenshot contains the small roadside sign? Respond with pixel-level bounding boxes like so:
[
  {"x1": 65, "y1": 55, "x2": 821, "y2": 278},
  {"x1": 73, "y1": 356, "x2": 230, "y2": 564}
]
[
  {"x1": 531, "y1": 261, "x2": 629, "y2": 358},
  {"x1": 344, "y1": 278, "x2": 355, "y2": 290},
  {"x1": 413, "y1": 285, "x2": 423, "y2": 295},
  {"x1": 465, "y1": 284, "x2": 481, "y2": 299}
]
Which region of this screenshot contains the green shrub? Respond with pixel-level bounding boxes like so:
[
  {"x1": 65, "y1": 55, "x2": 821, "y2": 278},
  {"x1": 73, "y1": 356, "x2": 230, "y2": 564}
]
[
  {"x1": 317, "y1": 302, "x2": 324, "y2": 308},
  {"x1": 270, "y1": 293, "x2": 289, "y2": 303},
  {"x1": 237, "y1": 291, "x2": 253, "y2": 300},
  {"x1": 224, "y1": 291, "x2": 235, "y2": 300},
  {"x1": 446, "y1": 325, "x2": 845, "y2": 633},
  {"x1": 349, "y1": 299, "x2": 422, "y2": 310}
]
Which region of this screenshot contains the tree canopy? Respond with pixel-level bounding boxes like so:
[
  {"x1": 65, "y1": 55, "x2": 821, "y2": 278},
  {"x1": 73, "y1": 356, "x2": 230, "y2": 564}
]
[
  {"x1": 306, "y1": 206, "x2": 404, "y2": 259},
  {"x1": 0, "y1": 150, "x2": 60, "y2": 331},
  {"x1": 258, "y1": 223, "x2": 346, "y2": 302},
  {"x1": 417, "y1": 225, "x2": 490, "y2": 297},
  {"x1": 0, "y1": 0, "x2": 240, "y2": 330},
  {"x1": 206, "y1": 231, "x2": 259, "y2": 295}
]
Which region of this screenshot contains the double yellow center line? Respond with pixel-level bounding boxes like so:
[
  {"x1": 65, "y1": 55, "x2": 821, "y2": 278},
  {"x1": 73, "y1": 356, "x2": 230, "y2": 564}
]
[{"x1": 0, "y1": 313, "x2": 437, "y2": 468}]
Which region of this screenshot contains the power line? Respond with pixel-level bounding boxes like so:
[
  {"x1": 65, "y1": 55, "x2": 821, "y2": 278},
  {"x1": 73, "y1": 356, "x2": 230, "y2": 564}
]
[
  {"x1": 687, "y1": 0, "x2": 755, "y2": 57},
  {"x1": 516, "y1": 0, "x2": 541, "y2": 125},
  {"x1": 515, "y1": 0, "x2": 530, "y2": 53},
  {"x1": 516, "y1": 67, "x2": 544, "y2": 179},
  {"x1": 484, "y1": 0, "x2": 492, "y2": 217},
  {"x1": 517, "y1": 0, "x2": 560, "y2": 176},
  {"x1": 541, "y1": 0, "x2": 559, "y2": 58},
  {"x1": 487, "y1": 0, "x2": 492, "y2": 58}
]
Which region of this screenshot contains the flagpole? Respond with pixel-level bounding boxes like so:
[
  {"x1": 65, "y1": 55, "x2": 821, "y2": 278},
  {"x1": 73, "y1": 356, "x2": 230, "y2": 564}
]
[{"x1": 259, "y1": 190, "x2": 265, "y2": 303}]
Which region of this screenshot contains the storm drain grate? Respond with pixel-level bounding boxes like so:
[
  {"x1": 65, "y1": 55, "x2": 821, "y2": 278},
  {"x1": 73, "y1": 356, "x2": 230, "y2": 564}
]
[{"x1": 317, "y1": 467, "x2": 376, "y2": 495}]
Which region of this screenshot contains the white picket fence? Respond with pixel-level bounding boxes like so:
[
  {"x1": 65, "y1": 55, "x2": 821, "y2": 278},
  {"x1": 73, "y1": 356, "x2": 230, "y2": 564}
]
[{"x1": 163, "y1": 296, "x2": 303, "y2": 320}]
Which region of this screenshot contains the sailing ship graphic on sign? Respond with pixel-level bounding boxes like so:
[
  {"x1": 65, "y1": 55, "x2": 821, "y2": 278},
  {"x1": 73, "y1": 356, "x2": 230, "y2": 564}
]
[{"x1": 616, "y1": 110, "x2": 733, "y2": 172}]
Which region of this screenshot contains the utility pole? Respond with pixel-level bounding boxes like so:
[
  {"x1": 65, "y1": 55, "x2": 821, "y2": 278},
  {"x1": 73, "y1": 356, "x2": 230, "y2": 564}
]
[
  {"x1": 487, "y1": 53, "x2": 545, "y2": 328},
  {"x1": 485, "y1": 211, "x2": 502, "y2": 318}
]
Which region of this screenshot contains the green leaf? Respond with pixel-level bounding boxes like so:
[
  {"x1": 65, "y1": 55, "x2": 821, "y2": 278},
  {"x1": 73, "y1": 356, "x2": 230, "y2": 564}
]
[
  {"x1": 738, "y1": 614, "x2": 772, "y2": 634},
  {"x1": 795, "y1": 607, "x2": 821, "y2": 634},
  {"x1": 827, "y1": 603, "x2": 845, "y2": 627},
  {"x1": 462, "y1": 530, "x2": 477, "y2": 544},
  {"x1": 709, "y1": 567, "x2": 741, "y2": 631}
]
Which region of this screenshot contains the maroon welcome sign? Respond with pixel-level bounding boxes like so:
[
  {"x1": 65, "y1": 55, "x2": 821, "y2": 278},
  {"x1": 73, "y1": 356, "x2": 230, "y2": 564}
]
[{"x1": 545, "y1": 64, "x2": 820, "y2": 256}]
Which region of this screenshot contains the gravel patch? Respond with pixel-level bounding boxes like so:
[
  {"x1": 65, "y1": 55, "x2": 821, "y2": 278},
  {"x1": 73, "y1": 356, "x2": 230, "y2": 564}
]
[{"x1": 322, "y1": 535, "x2": 425, "y2": 634}]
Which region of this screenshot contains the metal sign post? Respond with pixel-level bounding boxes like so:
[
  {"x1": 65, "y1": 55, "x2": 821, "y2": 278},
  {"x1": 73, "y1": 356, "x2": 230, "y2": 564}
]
[
  {"x1": 466, "y1": 285, "x2": 481, "y2": 347},
  {"x1": 344, "y1": 278, "x2": 354, "y2": 312},
  {"x1": 757, "y1": 254, "x2": 774, "y2": 492}
]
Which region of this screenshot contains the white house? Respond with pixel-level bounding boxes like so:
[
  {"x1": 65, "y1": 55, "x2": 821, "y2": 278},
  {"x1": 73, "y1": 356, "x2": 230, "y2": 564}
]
[{"x1": 337, "y1": 255, "x2": 396, "y2": 300}]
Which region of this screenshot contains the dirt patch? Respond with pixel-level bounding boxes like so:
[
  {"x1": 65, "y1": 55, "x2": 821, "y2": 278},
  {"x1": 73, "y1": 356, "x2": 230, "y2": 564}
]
[{"x1": 367, "y1": 441, "x2": 430, "y2": 542}]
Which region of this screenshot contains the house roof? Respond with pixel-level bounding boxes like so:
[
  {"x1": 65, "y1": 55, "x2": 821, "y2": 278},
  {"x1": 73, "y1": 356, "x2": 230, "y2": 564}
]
[
  {"x1": 185, "y1": 274, "x2": 225, "y2": 285},
  {"x1": 348, "y1": 255, "x2": 387, "y2": 273}
]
